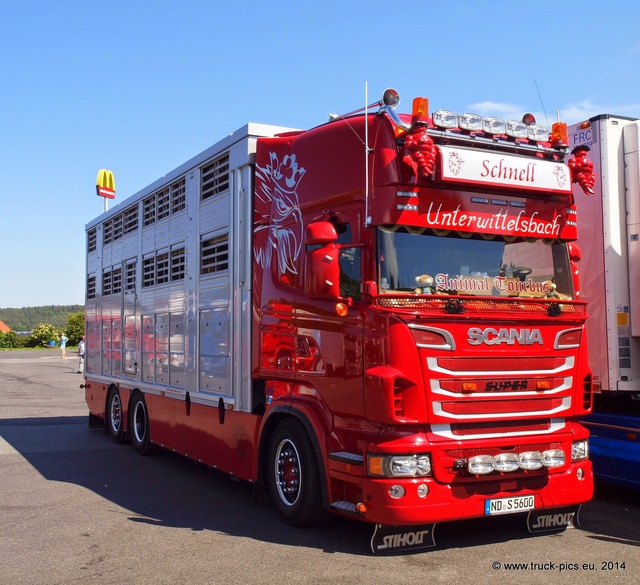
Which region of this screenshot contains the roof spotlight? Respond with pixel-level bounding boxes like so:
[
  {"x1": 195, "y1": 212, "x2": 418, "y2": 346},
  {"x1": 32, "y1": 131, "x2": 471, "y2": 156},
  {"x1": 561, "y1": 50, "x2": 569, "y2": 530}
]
[{"x1": 382, "y1": 88, "x2": 401, "y2": 109}]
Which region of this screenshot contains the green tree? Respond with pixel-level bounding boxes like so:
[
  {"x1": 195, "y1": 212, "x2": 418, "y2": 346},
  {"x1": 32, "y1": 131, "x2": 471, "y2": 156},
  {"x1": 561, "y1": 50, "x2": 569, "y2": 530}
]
[
  {"x1": 29, "y1": 323, "x2": 59, "y2": 348},
  {"x1": 66, "y1": 312, "x2": 85, "y2": 345},
  {"x1": 0, "y1": 331, "x2": 18, "y2": 348}
]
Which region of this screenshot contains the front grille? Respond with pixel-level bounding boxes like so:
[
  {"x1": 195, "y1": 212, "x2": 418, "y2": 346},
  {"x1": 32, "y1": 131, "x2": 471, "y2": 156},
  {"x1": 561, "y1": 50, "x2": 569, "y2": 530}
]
[
  {"x1": 449, "y1": 419, "x2": 553, "y2": 436},
  {"x1": 441, "y1": 398, "x2": 564, "y2": 416},
  {"x1": 436, "y1": 356, "x2": 565, "y2": 372}
]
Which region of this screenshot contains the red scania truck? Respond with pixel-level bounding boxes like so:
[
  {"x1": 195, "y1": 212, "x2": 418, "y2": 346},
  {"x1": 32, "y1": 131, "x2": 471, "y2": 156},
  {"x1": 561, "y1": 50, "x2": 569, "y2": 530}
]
[{"x1": 84, "y1": 89, "x2": 594, "y2": 553}]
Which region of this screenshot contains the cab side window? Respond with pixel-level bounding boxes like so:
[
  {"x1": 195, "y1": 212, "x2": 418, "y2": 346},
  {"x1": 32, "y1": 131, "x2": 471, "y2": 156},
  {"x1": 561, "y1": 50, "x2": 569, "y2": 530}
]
[{"x1": 333, "y1": 222, "x2": 361, "y2": 300}]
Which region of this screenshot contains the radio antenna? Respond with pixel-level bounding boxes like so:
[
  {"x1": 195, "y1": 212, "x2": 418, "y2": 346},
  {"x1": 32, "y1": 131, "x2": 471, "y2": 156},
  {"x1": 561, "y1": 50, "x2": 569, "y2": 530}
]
[
  {"x1": 533, "y1": 77, "x2": 550, "y2": 129},
  {"x1": 365, "y1": 81, "x2": 371, "y2": 225}
]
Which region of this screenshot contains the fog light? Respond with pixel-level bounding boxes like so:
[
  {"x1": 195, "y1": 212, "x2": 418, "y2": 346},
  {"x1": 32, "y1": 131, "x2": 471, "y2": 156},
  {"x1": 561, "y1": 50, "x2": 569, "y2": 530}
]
[
  {"x1": 577, "y1": 468, "x2": 584, "y2": 480},
  {"x1": 494, "y1": 452, "x2": 519, "y2": 472},
  {"x1": 543, "y1": 449, "x2": 566, "y2": 468},
  {"x1": 519, "y1": 451, "x2": 543, "y2": 470},
  {"x1": 417, "y1": 484, "x2": 429, "y2": 499},
  {"x1": 468, "y1": 455, "x2": 494, "y2": 475},
  {"x1": 389, "y1": 484, "x2": 405, "y2": 499}
]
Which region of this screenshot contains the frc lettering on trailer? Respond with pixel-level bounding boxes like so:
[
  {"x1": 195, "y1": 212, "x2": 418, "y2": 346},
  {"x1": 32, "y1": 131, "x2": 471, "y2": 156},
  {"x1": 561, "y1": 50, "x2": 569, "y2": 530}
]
[{"x1": 468, "y1": 327, "x2": 544, "y2": 346}]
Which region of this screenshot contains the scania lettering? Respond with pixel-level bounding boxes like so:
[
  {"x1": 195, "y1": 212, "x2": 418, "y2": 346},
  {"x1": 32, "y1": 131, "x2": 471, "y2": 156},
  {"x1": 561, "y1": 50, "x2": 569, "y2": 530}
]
[
  {"x1": 467, "y1": 327, "x2": 544, "y2": 346},
  {"x1": 84, "y1": 88, "x2": 593, "y2": 553},
  {"x1": 569, "y1": 115, "x2": 640, "y2": 489}
]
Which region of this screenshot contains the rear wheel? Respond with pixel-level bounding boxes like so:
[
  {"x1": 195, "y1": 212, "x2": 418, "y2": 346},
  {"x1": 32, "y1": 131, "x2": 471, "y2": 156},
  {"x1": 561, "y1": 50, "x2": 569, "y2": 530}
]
[
  {"x1": 267, "y1": 419, "x2": 325, "y2": 526},
  {"x1": 129, "y1": 392, "x2": 152, "y2": 455},
  {"x1": 106, "y1": 388, "x2": 125, "y2": 443}
]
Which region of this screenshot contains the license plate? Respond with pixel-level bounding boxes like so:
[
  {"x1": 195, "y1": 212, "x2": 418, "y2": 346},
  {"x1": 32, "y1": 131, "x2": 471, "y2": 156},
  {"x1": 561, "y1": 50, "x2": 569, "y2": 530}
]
[{"x1": 485, "y1": 495, "x2": 535, "y2": 515}]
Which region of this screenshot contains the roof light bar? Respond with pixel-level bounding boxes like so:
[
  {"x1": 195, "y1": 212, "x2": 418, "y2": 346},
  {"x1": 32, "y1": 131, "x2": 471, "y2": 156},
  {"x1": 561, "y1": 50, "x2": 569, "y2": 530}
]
[{"x1": 431, "y1": 109, "x2": 552, "y2": 144}]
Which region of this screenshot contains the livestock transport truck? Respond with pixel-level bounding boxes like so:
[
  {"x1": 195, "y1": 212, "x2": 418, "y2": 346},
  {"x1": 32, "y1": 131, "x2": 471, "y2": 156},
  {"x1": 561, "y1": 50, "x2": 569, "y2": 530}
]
[
  {"x1": 569, "y1": 115, "x2": 640, "y2": 490},
  {"x1": 84, "y1": 89, "x2": 594, "y2": 553}
]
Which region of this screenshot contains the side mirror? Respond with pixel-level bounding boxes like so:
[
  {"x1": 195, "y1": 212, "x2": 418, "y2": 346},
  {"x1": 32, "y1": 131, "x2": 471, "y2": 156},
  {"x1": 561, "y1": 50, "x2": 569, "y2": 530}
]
[
  {"x1": 305, "y1": 221, "x2": 338, "y2": 246},
  {"x1": 304, "y1": 222, "x2": 340, "y2": 300}
]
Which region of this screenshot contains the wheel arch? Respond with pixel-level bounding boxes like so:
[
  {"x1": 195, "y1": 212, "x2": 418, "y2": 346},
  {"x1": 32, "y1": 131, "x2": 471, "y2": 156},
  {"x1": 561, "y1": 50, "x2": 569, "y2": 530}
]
[{"x1": 258, "y1": 405, "x2": 330, "y2": 510}]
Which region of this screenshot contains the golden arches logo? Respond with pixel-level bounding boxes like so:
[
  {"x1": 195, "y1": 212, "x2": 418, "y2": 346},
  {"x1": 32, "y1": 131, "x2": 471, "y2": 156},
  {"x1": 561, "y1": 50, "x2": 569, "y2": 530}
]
[{"x1": 96, "y1": 169, "x2": 116, "y2": 199}]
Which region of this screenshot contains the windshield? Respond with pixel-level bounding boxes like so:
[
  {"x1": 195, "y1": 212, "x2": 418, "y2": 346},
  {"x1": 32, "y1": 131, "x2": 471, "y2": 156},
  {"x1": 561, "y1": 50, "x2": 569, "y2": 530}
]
[{"x1": 377, "y1": 227, "x2": 574, "y2": 300}]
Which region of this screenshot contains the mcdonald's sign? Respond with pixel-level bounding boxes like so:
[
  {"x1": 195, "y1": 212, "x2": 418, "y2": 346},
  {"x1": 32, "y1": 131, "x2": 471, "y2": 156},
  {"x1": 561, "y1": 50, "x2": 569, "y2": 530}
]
[{"x1": 96, "y1": 169, "x2": 116, "y2": 199}]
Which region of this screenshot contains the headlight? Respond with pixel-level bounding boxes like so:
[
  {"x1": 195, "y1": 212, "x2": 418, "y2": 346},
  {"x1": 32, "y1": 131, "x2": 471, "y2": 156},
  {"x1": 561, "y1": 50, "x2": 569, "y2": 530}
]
[
  {"x1": 572, "y1": 439, "x2": 589, "y2": 461},
  {"x1": 368, "y1": 453, "x2": 432, "y2": 477}
]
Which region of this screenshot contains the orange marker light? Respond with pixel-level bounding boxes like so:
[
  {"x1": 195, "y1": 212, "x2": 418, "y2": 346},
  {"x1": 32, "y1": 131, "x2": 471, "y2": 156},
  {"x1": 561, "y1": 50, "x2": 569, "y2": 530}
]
[
  {"x1": 411, "y1": 97, "x2": 430, "y2": 124},
  {"x1": 551, "y1": 121, "x2": 568, "y2": 148}
]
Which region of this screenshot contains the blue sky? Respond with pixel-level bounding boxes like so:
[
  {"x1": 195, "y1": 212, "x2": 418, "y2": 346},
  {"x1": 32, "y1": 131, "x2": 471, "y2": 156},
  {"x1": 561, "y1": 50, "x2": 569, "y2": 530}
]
[{"x1": 1, "y1": 0, "x2": 639, "y2": 308}]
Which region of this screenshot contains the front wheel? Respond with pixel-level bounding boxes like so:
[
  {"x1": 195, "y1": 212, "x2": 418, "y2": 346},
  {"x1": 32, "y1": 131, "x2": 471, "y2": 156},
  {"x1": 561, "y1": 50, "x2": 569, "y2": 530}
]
[
  {"x1": 267, "y1": 419, "x2": 325, "y2": 526},
  {"x1": 129, "y1": 392, "x2": 152, "y2": 455}
]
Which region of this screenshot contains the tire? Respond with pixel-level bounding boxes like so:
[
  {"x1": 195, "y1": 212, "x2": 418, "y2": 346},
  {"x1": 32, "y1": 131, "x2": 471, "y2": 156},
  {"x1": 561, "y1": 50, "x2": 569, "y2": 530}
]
[
  {"x1": 267, "y1": 418, "x2": 325, "y2": 526},
  {"x1": 106, "y1": 388, "x2": 125, "y2": 443},
  {"x1": 129, "y1": 392, "x2": 152, "y2": 455}
]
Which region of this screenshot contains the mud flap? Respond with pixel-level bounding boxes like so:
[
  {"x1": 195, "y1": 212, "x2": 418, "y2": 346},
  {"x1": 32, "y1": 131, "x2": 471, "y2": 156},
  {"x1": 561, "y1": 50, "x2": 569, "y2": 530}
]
[
  {"x1": 370, "y1": 523, "x2": 436, "y2": 554},
  {"x1": 527, "y1": 505, "x2": 581, "y2": 533},
  {"x1": 88, "y1": 412, "x2": 104, "y2": 429}
]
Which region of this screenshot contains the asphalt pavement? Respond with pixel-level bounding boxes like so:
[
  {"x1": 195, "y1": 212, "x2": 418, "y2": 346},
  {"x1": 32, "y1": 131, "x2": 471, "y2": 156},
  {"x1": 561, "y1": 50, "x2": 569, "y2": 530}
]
[{"x1": 1, "y1": 349, "x2": 639, "y2": 584}]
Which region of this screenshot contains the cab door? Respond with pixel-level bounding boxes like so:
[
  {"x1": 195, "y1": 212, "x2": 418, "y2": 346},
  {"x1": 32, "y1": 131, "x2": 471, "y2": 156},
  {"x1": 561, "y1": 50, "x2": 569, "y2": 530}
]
[{"x1": 298, "y1": 207, "x2": 365, "y2": 418}]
